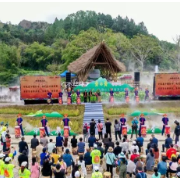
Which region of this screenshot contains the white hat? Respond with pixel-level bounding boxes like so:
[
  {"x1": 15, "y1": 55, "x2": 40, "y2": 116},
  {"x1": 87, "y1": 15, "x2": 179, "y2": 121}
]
[
  {"x1": 5, "y1": 157, "x2": 11, "y2": 162},
  {"x1": 133, "y1": 141, "x2": 136, "y2": 145},
  {"x1": 0, "y1": 154, "x2": 5, "y2": 158},
  {"x1": 21, "y1": 161, "x2": 27, "y2": 167},
  {"x1": 118, "y1": 152, "x2": 125, "y2": 158},
  {"x1": 94, "y1": 166, "x2": 99, "y2": 171},
  {"x1": 94, "y1": 144, "x2": 97, "y2": 148},
  {"x1": 75, "y1": 171, "x2": 80, "y2": 178}
]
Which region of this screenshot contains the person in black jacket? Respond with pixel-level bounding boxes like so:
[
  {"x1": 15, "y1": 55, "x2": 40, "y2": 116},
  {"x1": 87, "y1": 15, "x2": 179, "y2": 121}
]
[
  {"x1": 162, "y1": 134, "x2": 173, "y2": 152},
  {"x1": 41, "y1": 156, "x2": 53, "y2": 178},
  {"x1": 18, "y1": 137, "x2": 28, "y2": 155},
  {"x1": 31, "y1": 134, "x2": 39, "y2": 150},
  {"x1": 89, "y1": 119, "x2": 96, "y2": 136},
  {"x1": 105, "y1": 118, "x2": 112, "y2": 138},
  {"x1": 18, "y1": 150, "x2": 29, "y2": 168},
  {"x1": 113, "y1": 142, "x2": 122, "y2": 157},
  {"x1": 53, "y1": 164, "x2": 65, "y2": 178},
  {"x1": 174, "y1": 120, "x2": 180, "y2": 144}
]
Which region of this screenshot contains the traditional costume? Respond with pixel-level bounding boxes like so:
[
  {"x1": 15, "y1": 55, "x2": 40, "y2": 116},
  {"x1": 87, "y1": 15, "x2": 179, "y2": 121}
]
[
  {"x1": 139, "y1": 114, "x2": 146, "y2": 136},
  {"x1": 125, "y1": 88, "x2": 128, "y2": 98},
  {"x1": 59, "y1": 91, "x2": 63, "y2": 104},
  {"x1": 16, "y1": 114, "x2": 24, "y2": 136},
  {"x1": 145, "y1": 88, "x2": 149, "y2": 101},
  {"x1": 162, "y1": 114, "x2": 169, "y2": 135},
  {"x1": 67, "y1": 90, "x2": 72, "y2": 104},
  {"x1": 109, "y1": 89, "x2": 114, "y2": 102},
  {"x1": 41, "y1": 115, "x2": 49, "y2": 136},
  {"x1": 83, "y1": 91, "x2": 88, "y2": 103},
  {"x1": 47, "y1": 90, "x2": 52, "y2": 104},
  {"x1": 62, "y1": 114, "x2": 70, "y2": 137},
  {"x1": 120, "y1": 114, "x2": 126, "y2": 134}
]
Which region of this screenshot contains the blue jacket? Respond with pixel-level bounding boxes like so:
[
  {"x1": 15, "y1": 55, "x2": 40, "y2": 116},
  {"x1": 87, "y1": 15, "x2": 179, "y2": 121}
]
[
  {"x1": 40, "y1": 152, "x2": 46, "y2": 166},
  {"x1": 62, "y1": 153, "x2": 73, "y2": 167},
  {"x1": 56, "y1": 136, "x2": 64, "y2": 147},
  {"x1": 131, "y1": 119, "x2": 138, "y2": 128},
  {"x1": 136, "y1": 137, "x2": 144, "y2": 146},
  {"x1": 88, "y1": 136, "x2": 96, "y2": 147},
  {"x1": 165, "y1": 137, "x2": 173, "y2": 148},
  {"x1": 152, "y1": 137, "x2": 158, "y2": 146},
  {"x1": 84, "y1": 152, "x2": 92, "y2": 165},
  {"x1": 157, "y1": 161, "x2": 167, "y2": 175}
]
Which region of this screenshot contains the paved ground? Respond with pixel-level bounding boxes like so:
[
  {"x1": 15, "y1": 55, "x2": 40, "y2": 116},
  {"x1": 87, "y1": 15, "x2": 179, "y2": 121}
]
[{"x1": 0, "y1": 132, "x2": 173, "y2": 178}]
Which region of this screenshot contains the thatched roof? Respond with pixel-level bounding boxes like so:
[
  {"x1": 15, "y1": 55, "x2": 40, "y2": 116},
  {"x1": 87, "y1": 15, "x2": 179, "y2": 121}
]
[{"x1": 68, "y1": 42, "x2": 126, "y2": 81}]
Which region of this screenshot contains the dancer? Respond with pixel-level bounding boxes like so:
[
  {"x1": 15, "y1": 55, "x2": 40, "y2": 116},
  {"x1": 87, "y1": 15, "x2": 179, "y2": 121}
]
[
  {"x1": 83, "y1": 90, "x2": 88, "y2": 103},
  {"x1": 120, "y1": 114, "x2": 126, "y2": 137},
  {"x1": 40, "y1": 115, "x2": 49, "y2": 137},
  {"x1": 16, "y1": 114, "x2": 24, "y2": 136},
  {"x1": 139, "y1": 114, "x2": 146, "y2": 136},
  {"x1": 162, "y1": 114, "x2": 169, "y2": 136},
  {"x1": 109, "y1": 88, "x2": 114, "y2": 103},
  {"x1": 67, "y1": 88, "x2": 72, "y2": 104},
  {"x1": 59, "y1": 90, "x2": 63, "y2": 104},
  {"x1": 88, "y1": 90, "x2": 93, "y2": 102},
  {"x1": 125, "y1": 88, "x2": 128, "y2": 99},
  {"x1": 145, "y1": 88, "x2": 150, "y2": 101},
  {"x1": 76, "y1": 89, "x2": 80, "y2": 97},
  {"x1": 76, "y1": 89, "x2": 81, "y2": 104},
  {"x1": 61, "y1": 114, "x2": 72, "y2": 136},
  {"x1": 134, "y1": 87, "x2": 138, "y2": 99},
  {"x1": 47, "y1": 90, "x2": 52, "y2": 104}
]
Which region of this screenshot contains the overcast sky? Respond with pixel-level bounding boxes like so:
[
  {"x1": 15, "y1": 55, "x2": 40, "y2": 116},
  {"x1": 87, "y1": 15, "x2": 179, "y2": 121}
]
[{"x1": 0, "y1": 2, "x2": 180, "y2": 43}]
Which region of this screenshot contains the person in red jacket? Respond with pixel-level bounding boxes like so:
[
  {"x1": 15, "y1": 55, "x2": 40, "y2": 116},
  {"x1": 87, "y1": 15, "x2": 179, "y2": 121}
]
[
  {"x1": 166, "y1": 144, "x2": 177, "y2": 160},
  {"x1": 130, "y1": 149, "x2": 140, "y2": 162}
]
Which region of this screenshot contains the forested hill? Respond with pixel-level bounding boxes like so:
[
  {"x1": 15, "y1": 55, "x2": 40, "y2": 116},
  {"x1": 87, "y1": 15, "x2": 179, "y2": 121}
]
[{"x1": 0, "y1": 10, "x2": 179, "y2": 85}]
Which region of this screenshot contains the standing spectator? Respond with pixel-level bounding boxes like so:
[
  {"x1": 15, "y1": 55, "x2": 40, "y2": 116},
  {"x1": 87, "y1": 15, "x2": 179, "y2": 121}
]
[
  {"x1": 30, "y1": 157, "x2": 40, "y2": 178},
  {"x1": 53, "y1": 164, "x2": 66, "y2": 178},
  {"x1": 157, "y1": 156, "x2": 167, "y2": 178},
  {"x1": 146, "y1": 149, "x2": 155, "y2": 172},
  {"x1": 131, "y1": 117, "x2": 138, "y2": 139},
  {"x1": 166, "y1": 156, "x2": 178, "y2": 178},
  {"x1": 114, "y1": 119, "x2": 121, "y2": 141},
  {"x1": 36, "y1": 142, "x2": 44, "y2": 163},
  {"x1": 152, "y1": 167, "x2": 161, "y2": 178},
  {"x1": 51, "y1": 148, "x2": 59, "y2": 165},
  {"x1": 130, "y1": 149, "x2": 139, "y2": 162},
  {"x1": 83, "y1": 124, "x2": 89, "y2": 143},
  {"x1": 152, "y1": 144, "x2": 159, "y2": 164},
  {"x1": 1, "y1": 130, "x2": 8, "y2": 153},
  {"x1": 0, "y1": 154, "x2": 5, "y2": 178},
  {"x1": 41, "y1": 156, "x2": 52, "y2": 178},
  {"x1": 105, "y1": 118, "x2": 112, "y2": 138},
  {"x1": 89, "y1": 119, "x2": 96, "y2": 136},
  {"x1": 136, "y1": 134, "x2": 144, "y2": 153},
  {"x1": 62, "y1": 149, "x2": 73, "y2": 173},
  {"x1": 71, "y1": 135, "x2": 78, "y2": 154},
  {"x1": 135, "y1": 157, "x2": 144, "y2": 173},
  {"x1": 151, "y1": 134, "x2": 158, "y2": 146},
  {"x1": 71, "y1": 164, "x2": 79, "y2": 178},
  {"x1": 77, "y1": 137, "x2": 85, "y2": 154},
  {"x1": 119, "y1": 157, "x2": 127, "y2": 178},
  {"x1": 47, "y1": 139, "x2": 55, "y2": 154},
  {"x1": 5, "y1": 133, "x2": 11, "y2": 154},
  {"x1": 88, "y1": 133, "x2": 96, "y2": 148},
  {"x1": 146, "y1": 138, "x2": 152, "y2": 155},
  {"x1": 130, "y1": 141, "x2": 139, "y2": 154},
  {"x1": 40, "y1": 134, "x2": 48, "y2": 148},
  {"x1": 40, "y1": 148, "x2": 47, "y2": 166},
  {"x1": 58, "y1": 157, "x2": 67, "y2": 172},
  {"x1": 113, "y1": 142, "x2": 122, "y2": 157},
  {"x1": 56, "y1": 133, "x2": 64, "y2": 156},
  {"x1": 91, "y1": 166, "x2": 103, "y2": 178},
  {"x1": 126, "y1": 154, "x2": 136, "y2": 177},
  {"x1": 121, "y1": 138, "x2": 129, "y2": 154},
  {"x1": 78, "y1": 155, "x2": 87, "y2": 177},
  {"x1": 18, "y1": 150, "x2": 29, "y2": 168},
  {"x1": 97, "y1": 119, "x2": 103, "y2": 140},
  {"x1": 30, "y1": 134, "x2": 39, "y2": 150},
  {"x1": 166, "y1": 144, "x2": 177, "y2": 160},
  {"x1": 135, "y1": 166, "x2": 147, "y2": 178},
  {"x1": 97, "y1": 142, "x2": 104, "y2": 161},
  {"x1": 18, "y1": 137, "x2": 28, "y2": 155},
  {"x1": 104, "y1": 147, "x2": 116, "y2": 178},
  {"x1": 174, "y1": 120, "x2": 180, "y2": 144},
  {"x1": 4, "y1": 157, "x2": 15, "y2": 178},
  {"x1": 102, "y1": 133, "x2": 109, "y2": 145},
  {"x1": 84, "y1": 148, "x2": 92, "y2": 166},
  {"x1": 104, "y1": 138, "x2": 114, "y2": 154},
  {"x1": 18, "y1": 161, "x2": 31, "y2": 178},
  {"x1": 90, "y1": 144, "x2": 101, "y2": 171},
  {"x1": 162, "y1": 134, "x2": 173, "y2": 152}
]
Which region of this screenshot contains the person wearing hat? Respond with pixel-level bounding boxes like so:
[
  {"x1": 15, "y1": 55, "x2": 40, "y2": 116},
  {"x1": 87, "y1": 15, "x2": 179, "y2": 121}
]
[
  {"x1": 117, "y1": 152, "x2": 127, "y2": 178},
  {"x1": 134, "y1": 87, "x2": 139, "y2": 99},
  {"x1": 90, "y1": 144, "x2": 101, "y2": 172},
  {"x1": 16, "y1": 114, "x2": 24, "y2": 136},
  {"x1": 67, "y1": 88, "x2": 72, "y2": 104},
  {"x1": 120, "y1": 114, "x2": 126, "y2": 137},
  {"x1": 104, "y1": 146, "x2": 116, "y2": 178},
  {"x1": 47, "y1": 89, "x2": 52, "y2": 104},
  {"x1": 75, "y1": 171, "x2": 81, "y2": 178},
  {"x1": 58, "y1": 90, "x2": 63, "y2": 104},
  {"x1": 61, "y1": 114, "x2": 72, "y2": 128},
  {"x1": 41, "y1": 115, "x2": 49, "y2": 137},
  {"x1": 174, "y1": 120, "x2": 180, "y2": 144},
  {"x1": 139, "y1": 114, "x2": 146, "y2": 136},
  {"x1": 18, "y1": 161, "x2": 31, "y2": 178},
  {"x1": 162, "y1": 114, "x2": 169, "y2": 136},
  {"x1": 0, "y1": 154, "x2": 5, "y2": 178},
  {"x1": 3, "y1": 157, "x2": 15, "y2": 178},
  {"x1": 91, "y1": 166, "x2": 103, "y2": 178},
  {"x1": 131, "y1": 117, "x2": 138, "y2": 139}
]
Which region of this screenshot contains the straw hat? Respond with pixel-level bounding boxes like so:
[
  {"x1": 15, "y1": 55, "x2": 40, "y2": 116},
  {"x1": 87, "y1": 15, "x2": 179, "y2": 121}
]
[{"x1": 108, "y1": 147, "x2": 113, "y2": 152}]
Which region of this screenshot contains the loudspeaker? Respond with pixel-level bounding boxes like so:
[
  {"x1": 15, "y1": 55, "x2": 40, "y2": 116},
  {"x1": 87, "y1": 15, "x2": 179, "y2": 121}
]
[
  {"x1": 66, "y1": 72, "x2": 71, "y2": 82},
  {"x1": 134, "y1": 72, "x2": 140, "y2": 82}
]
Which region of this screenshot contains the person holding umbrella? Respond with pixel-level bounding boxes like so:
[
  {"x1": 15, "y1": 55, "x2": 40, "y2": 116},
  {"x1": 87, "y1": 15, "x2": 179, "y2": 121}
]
[
  {"x1": 162, "y1": 114, "x2": 169, "y2": 136},
  {"x1": 131, "y1": 117, "x2": 138, "y2": 139},
  {"x1": 139, "y1": 114, "x2": 146, "y2": 136},
  {"x1": 40, "y1": 115, "x2": 49, "y2": 137}
]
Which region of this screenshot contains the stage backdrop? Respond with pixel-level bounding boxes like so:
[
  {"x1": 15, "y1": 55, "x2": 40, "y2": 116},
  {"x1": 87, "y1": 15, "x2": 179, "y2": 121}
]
[
  {"x1": 20, "y1": 76, "x2": 61, "y2": 100},
  {"x1": 155, "y1": 73, "x2": 180, "y2": 97}
]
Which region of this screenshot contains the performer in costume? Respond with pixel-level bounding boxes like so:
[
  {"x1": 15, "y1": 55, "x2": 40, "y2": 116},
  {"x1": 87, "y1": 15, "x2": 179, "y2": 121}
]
[
  {"x1": 120, "y1": 114, "x2": 126, "y2": 139},
  {"x1": 76, "y1": 89, "x2": 80, "y2": 97},
  {"x1": 76, "y1": 89, "x2": 81, "y2": 104},
  {"x1": 134, "y1": 87, "x2": 138, "y2": 99},
  {"x1": 59, "y1": 90, "x2": 63, "y2": 104},
  {"x1": 83, "y1": 90, "x2": 88, "y2": 103},
  {"x1": 16, "y1": 114, "x2": 24, "y2": 136},
  {"x1": 41, "y1": 115, "x2": 49, "y2": 137},
  {"x1": 109, "y1": 88, "x2": 114, "y2": 102},
  {"x1": 67, "y1": 88, "x2": 72, "y2": 104},
  {"x1": 139, "y1": 114, "x2": 146, "y2": 136},
  {"x1": 88, "y1": 90, "x2": 93, "y2": 102},
  {"x1": 162, "y1": 114, "x2": 169, "y2": 136},
  {"x1": 47, "y1": 90, "x2": 52, "y2": 104},
  {"x1": 97, "y1": 90, "x2": 101, "y2": 103},
  {"x1": 61, "y1": 114, "x2": 72, "y2": 136},
  {"x1": 145, "y1": 88, "x2": 149, "y2": 101},
  {"x1": 125, "y1": 88, "x2": 128, "y2": 99}
]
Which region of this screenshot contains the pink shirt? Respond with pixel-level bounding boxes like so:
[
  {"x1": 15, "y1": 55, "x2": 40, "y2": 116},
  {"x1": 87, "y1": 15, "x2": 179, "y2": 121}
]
[
  {"x1": 31, "y1": 162, "x2": 40, "y2": 178},
  {"x1": 97, "y1": 123, "x2": 103, "y2": 132}
]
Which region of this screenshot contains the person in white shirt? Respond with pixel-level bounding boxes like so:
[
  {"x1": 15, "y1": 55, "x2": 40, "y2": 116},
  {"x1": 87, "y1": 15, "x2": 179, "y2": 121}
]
[
  {"x1": 121, "y1": 138, "x2": 129, "y2": 154},
  {"x1": 47, "y1": 139, "x2": 55, "y2": 154},
  {"x1": 78, "y1": 155, "x2": 87, "y2": 177},
  {"x1": 130, "y1": 141, "x2": 139, "y2": 154},
  {"x1": 1, "y1": 130, "x2": 8, "y2": 152}
]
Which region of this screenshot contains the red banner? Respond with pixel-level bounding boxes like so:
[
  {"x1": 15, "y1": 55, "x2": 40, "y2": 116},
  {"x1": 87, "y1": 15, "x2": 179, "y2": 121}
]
[
  {"x1": 15, "y1": 126, "x2": 20, "y2": 138},
  {"x1": 20, "y1": 76, "x2": 61, "y2": 100},
  {"x1": 155, "y1": 73, "x2": 180, "y2": 96},
  {"x1": 141, "y1": 125, "x2": 146, "y2": 137}
]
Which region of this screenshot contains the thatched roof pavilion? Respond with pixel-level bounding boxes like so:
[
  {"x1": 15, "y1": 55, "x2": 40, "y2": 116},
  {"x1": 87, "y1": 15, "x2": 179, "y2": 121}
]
[{"x1": 68, "y1": 42, "x2": 126, "y2": 81}]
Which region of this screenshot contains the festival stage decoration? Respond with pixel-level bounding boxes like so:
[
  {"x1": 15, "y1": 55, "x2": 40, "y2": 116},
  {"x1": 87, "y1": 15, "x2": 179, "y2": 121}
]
[
  {"x1": 27, "y1": 111, "x2": 63, "y2": 118},
  {"x1": 130, "y1": 111, "x2": 160, "y2": 117}
]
